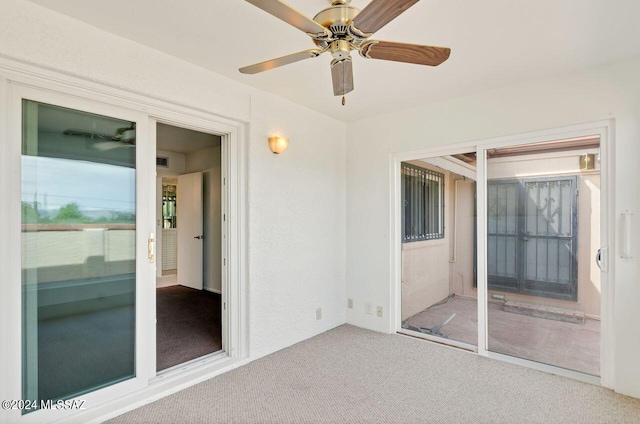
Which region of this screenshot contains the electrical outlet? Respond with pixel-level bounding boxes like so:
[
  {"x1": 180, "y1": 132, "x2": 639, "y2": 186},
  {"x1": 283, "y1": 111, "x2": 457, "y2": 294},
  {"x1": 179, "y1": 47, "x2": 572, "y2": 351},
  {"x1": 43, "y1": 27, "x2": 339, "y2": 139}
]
[
  {"x1": 348, "y1": 299, "x2": 353, "y2": 309},
  {"x1": 316, "y1": 308, "x2": 322, "y2": 320},
  {"x1": 376, "y1": 306, "x2": 383, "y2": 317},
  {"x1": 365, "y1": 302, "x2": 373, "y2": 315}
]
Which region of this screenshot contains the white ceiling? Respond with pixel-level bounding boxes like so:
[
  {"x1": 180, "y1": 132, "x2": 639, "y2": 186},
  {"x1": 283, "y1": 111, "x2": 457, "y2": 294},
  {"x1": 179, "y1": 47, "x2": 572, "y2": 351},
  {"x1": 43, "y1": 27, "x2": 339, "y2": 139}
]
[{"x1": 26, "y1": 0, "x2": 640, "y2": 122}]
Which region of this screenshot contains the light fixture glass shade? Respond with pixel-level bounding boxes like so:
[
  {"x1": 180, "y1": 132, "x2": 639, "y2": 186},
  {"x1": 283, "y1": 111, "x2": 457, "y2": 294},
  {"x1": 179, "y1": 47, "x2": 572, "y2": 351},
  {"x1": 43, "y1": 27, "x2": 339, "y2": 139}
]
[
  {"x1": 269, "y1": 137, "x2": 289, "y2": 154},
  {"x1": 579, "y1": 153, "x2": 595, "y2": 171}
]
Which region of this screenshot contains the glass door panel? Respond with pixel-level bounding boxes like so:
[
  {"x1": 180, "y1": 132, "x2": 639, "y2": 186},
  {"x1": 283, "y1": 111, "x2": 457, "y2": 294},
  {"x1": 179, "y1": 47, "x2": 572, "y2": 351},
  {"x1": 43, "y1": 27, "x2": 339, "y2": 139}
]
[
  {"x1": 21, "y1": 100, "x2": 137, "y2": 411},
  {"x1": 401, "y1": 154, "x2": 478, "y2": 348},
  {"x1": 485, "y1": 138, "x2": 601, "y2": 375}
]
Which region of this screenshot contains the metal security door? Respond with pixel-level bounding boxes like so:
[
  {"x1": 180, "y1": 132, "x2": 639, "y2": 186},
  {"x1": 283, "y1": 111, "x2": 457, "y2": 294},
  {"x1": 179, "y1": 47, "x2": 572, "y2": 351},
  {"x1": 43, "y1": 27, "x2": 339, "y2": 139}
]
[
  {"x1": 487, "y1": 180, "x2": 519, "y2": 292},
  {"x1": 521, "y1": 177, "x2": 578, "y2": 300},
  {"x1": 487, "y1": 176, "x2": 578, "y2": 300}
]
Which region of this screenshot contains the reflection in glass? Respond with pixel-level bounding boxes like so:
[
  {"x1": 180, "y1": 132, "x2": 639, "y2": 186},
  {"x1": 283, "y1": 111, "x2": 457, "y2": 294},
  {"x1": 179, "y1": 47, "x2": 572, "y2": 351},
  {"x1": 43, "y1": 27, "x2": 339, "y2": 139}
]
[
  {"x1": 21, "y1": 100, "x2": 136, "y2": 411},
  {"x1": 400, "y1": 156, "x2": 478, "y2": 347},
  {"x1": 486, "y1": 139, "x2": 601, "y2": 376}
]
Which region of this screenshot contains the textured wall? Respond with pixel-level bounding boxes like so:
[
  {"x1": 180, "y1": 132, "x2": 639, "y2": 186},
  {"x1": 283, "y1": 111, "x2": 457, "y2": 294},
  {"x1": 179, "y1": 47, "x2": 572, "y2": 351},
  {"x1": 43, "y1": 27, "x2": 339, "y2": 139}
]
[
  {"x1": 0, "y1": 0, "x2": 346, "y2": 365},
  {"x1": 400, "y1": 163, "x2": 452, "y2": 320},
  {"x1": 248, "y1": 91, "x2": 347, "y2": 358},
  {"x1": 346, "y1": 58, "x2": 640, "y2": 398}
]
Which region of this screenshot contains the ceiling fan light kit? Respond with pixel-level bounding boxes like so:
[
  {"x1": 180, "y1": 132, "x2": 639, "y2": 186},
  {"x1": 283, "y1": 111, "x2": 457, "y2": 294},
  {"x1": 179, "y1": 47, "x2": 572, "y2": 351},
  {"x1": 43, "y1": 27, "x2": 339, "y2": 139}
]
[{"x1": 240, "y1": 0, "x2": 451, "y2": 102}]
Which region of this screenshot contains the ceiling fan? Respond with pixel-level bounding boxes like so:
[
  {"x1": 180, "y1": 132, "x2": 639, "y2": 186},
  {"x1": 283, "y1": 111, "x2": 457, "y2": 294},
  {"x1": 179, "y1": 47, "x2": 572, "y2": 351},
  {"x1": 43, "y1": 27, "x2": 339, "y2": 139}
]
[
  {"x1": 239, "y1": 0, "x2": 451, "y2": 103},
  {"x1": 63, "y1": 123, "x2": 136, "y2": 151}
]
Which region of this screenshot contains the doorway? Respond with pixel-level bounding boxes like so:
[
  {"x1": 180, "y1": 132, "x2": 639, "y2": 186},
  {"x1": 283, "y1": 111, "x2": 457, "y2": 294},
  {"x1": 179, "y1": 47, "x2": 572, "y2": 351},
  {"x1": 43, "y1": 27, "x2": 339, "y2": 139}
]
[{"x1": 154, "y1": 122, "x2": 223, "y2": 372}]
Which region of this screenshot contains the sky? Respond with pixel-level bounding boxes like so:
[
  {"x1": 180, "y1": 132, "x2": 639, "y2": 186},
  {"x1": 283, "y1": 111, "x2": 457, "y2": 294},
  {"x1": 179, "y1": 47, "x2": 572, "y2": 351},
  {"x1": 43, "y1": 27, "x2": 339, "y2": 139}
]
[{"x1": 21, "y1": 155, "x2": 136, "y2": 213}]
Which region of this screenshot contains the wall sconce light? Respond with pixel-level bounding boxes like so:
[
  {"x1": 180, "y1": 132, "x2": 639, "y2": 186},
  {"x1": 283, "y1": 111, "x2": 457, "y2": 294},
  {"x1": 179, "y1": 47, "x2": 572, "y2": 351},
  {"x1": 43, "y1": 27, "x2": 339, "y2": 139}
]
[
  {"x1": 579, "y1": 153, "x2": 595, "y2": 171},
  {"x1": 268, "y1": 137, "x2": 289, "y2": 154}
]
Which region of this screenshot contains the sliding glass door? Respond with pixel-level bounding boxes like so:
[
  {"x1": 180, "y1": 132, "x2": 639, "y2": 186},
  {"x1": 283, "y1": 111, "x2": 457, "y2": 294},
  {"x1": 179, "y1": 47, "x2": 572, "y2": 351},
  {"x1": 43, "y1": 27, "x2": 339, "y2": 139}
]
[
  {"x1": 484, "y1": 138, "x2": 602, "y2": 376},
  {"x1": 16, "y1": 93, "x2": 152, "y2": 415},
  {"x1": 396, "y1": 130, "x2": 608, "y2": 383}
]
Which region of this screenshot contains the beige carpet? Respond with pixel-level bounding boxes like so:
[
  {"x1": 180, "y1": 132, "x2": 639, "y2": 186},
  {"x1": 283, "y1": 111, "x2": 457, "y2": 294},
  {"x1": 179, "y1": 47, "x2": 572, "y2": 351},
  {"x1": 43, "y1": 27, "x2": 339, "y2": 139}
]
[{"x1": 108, "y1": 325, "x2": 640, "y2": 424}]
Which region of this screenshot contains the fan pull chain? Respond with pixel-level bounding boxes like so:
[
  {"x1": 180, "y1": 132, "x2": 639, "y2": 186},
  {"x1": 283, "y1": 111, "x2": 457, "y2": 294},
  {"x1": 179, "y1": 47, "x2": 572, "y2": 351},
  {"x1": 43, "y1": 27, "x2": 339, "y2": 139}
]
[{"x1": 342, "y1": 61, "x2": 346, "y2": 106}]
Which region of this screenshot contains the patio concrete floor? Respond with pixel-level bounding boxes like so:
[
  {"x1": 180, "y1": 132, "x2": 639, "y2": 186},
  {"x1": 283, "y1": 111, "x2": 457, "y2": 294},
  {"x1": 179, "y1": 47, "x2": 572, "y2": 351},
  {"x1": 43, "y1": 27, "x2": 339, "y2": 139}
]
[{"x1": 403, "y1": 296, "x2": 600, "y2": 376}]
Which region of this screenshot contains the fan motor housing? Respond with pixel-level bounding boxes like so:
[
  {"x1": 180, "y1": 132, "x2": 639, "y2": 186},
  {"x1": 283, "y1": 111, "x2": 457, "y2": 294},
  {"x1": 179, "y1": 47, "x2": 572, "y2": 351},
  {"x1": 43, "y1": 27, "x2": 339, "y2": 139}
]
[{"x1": 313, "y1": 4, "x2": 359, "y2": 39}]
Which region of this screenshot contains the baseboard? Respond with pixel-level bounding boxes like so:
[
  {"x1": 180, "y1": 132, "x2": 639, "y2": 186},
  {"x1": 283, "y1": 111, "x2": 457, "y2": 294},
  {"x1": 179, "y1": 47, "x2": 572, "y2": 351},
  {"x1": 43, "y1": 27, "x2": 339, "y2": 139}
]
[{"x1": 204, "y1": 287, "x2": 222, "y2": 294}]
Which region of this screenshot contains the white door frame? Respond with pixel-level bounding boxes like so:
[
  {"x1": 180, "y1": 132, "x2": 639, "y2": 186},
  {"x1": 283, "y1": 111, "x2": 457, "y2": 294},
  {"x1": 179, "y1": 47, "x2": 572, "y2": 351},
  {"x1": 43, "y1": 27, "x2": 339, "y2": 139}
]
[
  {"x1": 390, "y1": 119, "x2": 615, "y2": 388},
  {"x1": 0, "y1": 58, "x2": 249, "y2": 424},
  {"x1": 148, "y1": 112, "x2": 244, "y2": 377}
]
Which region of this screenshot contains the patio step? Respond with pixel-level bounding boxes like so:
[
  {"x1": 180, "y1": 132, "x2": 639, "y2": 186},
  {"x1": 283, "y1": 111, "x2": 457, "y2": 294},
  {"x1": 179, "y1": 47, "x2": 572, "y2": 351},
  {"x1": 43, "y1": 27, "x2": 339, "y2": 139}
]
[{"x1": 504, "y1": 300, "x2": 585, "y2": 324}]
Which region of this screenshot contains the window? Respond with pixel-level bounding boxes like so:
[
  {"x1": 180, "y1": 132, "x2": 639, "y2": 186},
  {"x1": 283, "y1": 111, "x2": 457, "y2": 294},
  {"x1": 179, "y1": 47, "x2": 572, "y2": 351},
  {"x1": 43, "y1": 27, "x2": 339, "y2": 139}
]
[{"x1": 401, "y1": 163, "x2": 445, "y2": 242}]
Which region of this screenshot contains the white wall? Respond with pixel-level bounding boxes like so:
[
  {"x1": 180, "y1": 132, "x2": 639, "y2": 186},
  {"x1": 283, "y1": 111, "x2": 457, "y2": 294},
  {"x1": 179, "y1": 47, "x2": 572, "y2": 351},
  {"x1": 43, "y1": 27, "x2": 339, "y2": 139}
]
[
  {"x1": 248, "y1": 92, "x2": 347, "y2": 357},
  {"x1": 156, "y1": 149, "x2": 186, "y2": 174},
  {"x1": 0, "y1": 0, "x2": 346, "y2": 370},
  {"x1": 346, "y1": 58, "x2": 640, "y2": 398},
  {"x1": 185, "y1": 145, "x2": 220, "y2": 174}
]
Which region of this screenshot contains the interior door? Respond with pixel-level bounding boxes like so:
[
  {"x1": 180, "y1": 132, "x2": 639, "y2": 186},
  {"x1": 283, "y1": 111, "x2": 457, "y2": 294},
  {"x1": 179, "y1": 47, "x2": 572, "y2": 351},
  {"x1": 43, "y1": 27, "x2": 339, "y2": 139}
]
[{"x1": 177, "y1": 171, "x2": 204, "y2": 290}]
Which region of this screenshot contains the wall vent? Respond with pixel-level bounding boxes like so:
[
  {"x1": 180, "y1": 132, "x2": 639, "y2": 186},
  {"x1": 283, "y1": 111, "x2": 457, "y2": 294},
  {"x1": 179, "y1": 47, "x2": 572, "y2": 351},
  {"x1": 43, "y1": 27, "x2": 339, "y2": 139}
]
[{"x1": 156, "y1": 156, "x2": 169, "y2": 167}]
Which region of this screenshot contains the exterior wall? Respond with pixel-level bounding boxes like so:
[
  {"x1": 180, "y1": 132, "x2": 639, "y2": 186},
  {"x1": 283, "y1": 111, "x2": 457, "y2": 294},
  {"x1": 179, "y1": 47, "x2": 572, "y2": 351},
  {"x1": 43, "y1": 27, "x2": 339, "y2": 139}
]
[
  {"x1": 0, "y1": 0, "x2": 347, "y2": 386},
  {"x1": 450, "y1": 179, "x2": 477, "y2": 299},
  {"x1": 401, "y1": 162, "x2": 451, "y2": 320},
  {"x1": 22, "y1": 228, "x2": 135, "y2": 283},
  {"x1": 346, "y1": 57, "x2": 640, "y2": 398}
]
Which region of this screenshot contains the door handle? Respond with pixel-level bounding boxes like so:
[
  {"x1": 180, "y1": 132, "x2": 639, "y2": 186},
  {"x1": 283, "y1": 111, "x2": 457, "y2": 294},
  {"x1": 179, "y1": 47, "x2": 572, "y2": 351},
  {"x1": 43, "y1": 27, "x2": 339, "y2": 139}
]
[
  {"x1": 596, "y1": 247, "x2": 608, "y2": 272},
  {"x1": 194, "y1": 235, "x2": 204, "y2": 240},
  {"x1": 148, "y1": 233, "x2": 155, "y2": 263}
]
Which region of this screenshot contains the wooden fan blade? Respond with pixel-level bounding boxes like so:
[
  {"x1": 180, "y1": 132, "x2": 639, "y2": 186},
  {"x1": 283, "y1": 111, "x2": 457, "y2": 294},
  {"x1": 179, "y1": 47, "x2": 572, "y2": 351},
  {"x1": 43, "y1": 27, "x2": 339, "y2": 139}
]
[
  {"x1": 360, "y1": 41, "x2": 450, "y2": 66},
  {"x1": 351, "y1": 0, "x2": 420, "y2": 36},
  {"x1": 245, "y1": 0, "x2": 328, "y2": 37},
  {"x1": 331, "y1": 57, "x2": 354, "y2": 96},
  {"x1": 240, "y1": 49, "x2": 323, "y2": 74}
]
